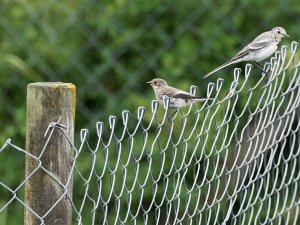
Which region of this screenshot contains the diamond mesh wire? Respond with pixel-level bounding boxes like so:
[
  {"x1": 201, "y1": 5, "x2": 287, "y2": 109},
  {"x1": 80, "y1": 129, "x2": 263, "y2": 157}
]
[{"x1": 0, "y1": 42, "x2": 300, "y2": 224}]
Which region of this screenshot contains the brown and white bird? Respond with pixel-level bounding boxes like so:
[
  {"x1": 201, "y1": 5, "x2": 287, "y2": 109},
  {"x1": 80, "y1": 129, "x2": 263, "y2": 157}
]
[
  {"x1": 203, "y1": 27, "x2": 289, "y2": 78},
  {"x1": 147, "y1": 78, "x2": 212, "y2": 109}
]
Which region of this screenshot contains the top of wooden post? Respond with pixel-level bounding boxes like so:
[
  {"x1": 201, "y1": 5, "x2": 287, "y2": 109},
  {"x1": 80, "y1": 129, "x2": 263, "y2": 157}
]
[
  {"x1": 27, "y1": 82, "x2": 76, "y2": 119},
  {"x1": 28, "y1": 82, "x2": 75, "y2": 89}
]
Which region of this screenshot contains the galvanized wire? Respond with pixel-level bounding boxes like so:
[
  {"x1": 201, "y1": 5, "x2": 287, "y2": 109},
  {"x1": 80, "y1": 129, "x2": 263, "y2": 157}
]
[{"x1": 0, "y1": 42, "x2": 300, "y2": 224}]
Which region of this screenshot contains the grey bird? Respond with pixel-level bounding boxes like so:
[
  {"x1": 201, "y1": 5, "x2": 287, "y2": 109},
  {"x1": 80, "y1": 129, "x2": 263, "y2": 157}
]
[
  {"x1": 147, "y1": 78, "x2": 212, "y2": 109},
  {"x1": 203, "y1": 27, "x2": 289, "y2": 78}
]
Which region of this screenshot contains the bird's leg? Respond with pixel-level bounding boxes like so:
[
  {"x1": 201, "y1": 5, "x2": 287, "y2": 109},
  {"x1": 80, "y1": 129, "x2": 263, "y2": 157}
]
[
  {"x1": 253, "y1": 62, "x2": 269, "y2": 74},
  {"x1": 168, "y1": 109, "x2": 178, "y2": 121},
  {"x1": 253, "y1": 61, "x2": 263, "y2": 70}
]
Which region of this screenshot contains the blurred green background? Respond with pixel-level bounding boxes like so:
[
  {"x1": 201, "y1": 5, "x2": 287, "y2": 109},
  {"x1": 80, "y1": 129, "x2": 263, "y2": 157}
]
[{"x1": 0, "y1": 0, "x2": 300, "y2": 224}]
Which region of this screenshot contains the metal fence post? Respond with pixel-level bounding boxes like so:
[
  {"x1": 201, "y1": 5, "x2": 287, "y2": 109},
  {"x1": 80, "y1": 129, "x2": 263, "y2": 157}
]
[{"x1": 25, "y1": 82, "x2": 76, "y2": 225}]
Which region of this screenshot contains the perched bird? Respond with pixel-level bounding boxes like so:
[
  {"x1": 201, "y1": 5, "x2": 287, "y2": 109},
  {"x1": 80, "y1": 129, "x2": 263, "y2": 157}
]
[
  {"x1": 147, "y1": 78, "x2": 212, "y2": 109},
  {"x1": 203, "y1": 27, "x2": 289, "y2": 78}
]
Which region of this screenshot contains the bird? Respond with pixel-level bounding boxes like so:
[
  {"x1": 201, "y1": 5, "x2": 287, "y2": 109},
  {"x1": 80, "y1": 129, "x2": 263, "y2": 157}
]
[
  {"x1": 147, "y1": 78, "x2": 212, "y2": 109},
  {"x1": 203, "y1": 27, "x2": 289, "y2": 78}
]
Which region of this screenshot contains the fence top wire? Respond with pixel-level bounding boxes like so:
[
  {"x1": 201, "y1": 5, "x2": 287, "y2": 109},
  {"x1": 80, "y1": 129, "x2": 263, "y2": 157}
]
[{"x1": 0, "y1": 41, "x2": 300, "y2": 225}]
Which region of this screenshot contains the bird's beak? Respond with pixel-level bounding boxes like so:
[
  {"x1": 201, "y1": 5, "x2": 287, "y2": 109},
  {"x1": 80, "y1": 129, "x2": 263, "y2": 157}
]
[
  {"x1": 285, "y1": 33, "x2": 290, "y2": 37},
  {"x1": 146, "y1": 81, "x2": 152, "y2": 84}
]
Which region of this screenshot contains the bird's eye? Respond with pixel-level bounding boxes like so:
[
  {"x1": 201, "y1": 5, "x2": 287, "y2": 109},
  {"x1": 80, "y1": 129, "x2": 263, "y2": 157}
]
[
  {"x1": 154, "y1": 81, "x2": 157, "y2": 85},
  {"x1": 277, "y1": 30, "x2": 280, "y2": 33}
]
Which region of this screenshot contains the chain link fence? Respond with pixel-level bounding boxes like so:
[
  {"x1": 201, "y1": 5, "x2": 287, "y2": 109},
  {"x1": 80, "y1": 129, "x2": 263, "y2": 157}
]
[{"x1": 0, "y1": 42, "x2": 300, "y2": 224}]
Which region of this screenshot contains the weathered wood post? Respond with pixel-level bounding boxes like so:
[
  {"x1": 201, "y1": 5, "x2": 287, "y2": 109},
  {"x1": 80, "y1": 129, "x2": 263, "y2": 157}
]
[{"x1": 25, "y1": 82, "x2": 76, "y2": 225}]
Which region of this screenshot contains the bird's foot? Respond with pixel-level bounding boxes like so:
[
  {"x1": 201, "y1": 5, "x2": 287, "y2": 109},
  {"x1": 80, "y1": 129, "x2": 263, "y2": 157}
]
[
  {"x1": 253, "y1": 62, "x2": 269, "y2": 74},
  {"x1": 168, "y1": 110, "x2": 178, "y2": 121}
]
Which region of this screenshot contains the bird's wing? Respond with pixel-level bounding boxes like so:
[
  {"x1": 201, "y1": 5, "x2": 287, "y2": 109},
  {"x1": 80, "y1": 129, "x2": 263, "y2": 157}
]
[
  {"x1": 161, "y1": 87, "x2": 195, "y2": 99},
  {"x1": 173, "y1": 92, "x2": 205, "y2": 100},
  {"x1": 232, "y1": 32, "x2": 273, "y2": 60},
  {"x1": 173, "y1": 89, "x2": 212, "y2": 100},
  {"x1": 163, "y1": 87, "x2": 212, "y2": 100}
]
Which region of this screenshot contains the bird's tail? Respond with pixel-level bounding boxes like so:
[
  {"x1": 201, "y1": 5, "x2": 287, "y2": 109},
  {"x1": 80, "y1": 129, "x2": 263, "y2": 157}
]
[{"x1": 203, "y1": 59, "x2": 237, "y2": 79}]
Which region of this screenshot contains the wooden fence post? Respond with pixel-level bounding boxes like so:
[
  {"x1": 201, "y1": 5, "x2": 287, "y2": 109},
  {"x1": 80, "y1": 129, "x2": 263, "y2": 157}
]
[{"x1": 25, "y1": 82, "x2": 76, "y2": 225}]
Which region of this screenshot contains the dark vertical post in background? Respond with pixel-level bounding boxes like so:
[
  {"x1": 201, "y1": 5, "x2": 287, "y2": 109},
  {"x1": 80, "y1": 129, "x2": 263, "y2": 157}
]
[{"x1": 25, "y1": 82, "x2": 76, "y2": 225}]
